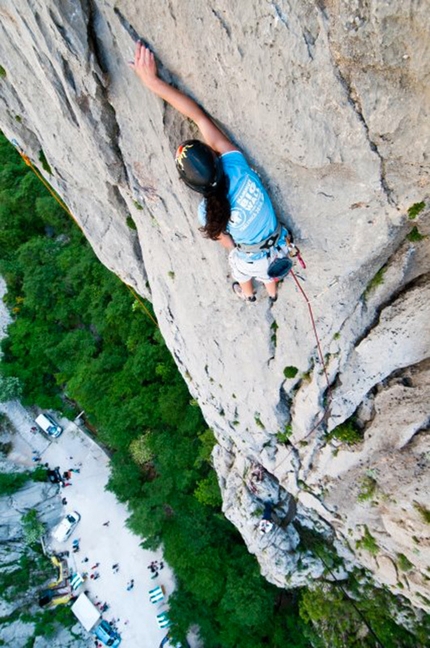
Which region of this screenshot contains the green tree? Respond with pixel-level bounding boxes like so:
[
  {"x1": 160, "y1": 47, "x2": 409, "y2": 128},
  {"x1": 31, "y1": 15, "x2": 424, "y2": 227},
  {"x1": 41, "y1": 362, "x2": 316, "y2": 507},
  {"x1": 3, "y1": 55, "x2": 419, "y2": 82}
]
[
  {"x1": 194, "y1": 472, "x2": 222, "y2": 507},
  {"x1": 129, "y1": 432, "x2": 154, "y2": 465},
  {"x1": 22, "y1": 509, "x2": 46, "y2": 545},
  {"x1": 0, "y1": 374, "x2": 22, "y2": 401},
  {"x1": 0, "y1": 471, "x2": 29, "y2": 495}
]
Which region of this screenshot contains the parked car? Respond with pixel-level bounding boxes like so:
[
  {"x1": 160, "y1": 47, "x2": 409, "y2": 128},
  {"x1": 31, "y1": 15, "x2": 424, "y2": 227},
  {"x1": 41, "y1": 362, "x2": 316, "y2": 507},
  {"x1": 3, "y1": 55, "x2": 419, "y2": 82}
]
[
  {"x1": 47, "y1": 467, "x2": 63, "y2": 484},
  {"x1": 35, "y1": 413, "x2": 63, "y2": 438},
  {"x1": 94, "y1": 619, "x2": 122, "y2": 647},
  {"x1": 52, "y1": 511, "x2": 81, "y2": 543}
]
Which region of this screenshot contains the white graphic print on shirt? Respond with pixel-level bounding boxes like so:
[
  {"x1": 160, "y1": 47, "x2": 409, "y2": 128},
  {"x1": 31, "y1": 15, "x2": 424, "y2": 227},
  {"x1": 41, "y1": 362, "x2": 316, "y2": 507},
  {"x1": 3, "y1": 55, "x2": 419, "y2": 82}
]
[{"x1": 229, "y1": 177, "x2": 264, "y2": 232}]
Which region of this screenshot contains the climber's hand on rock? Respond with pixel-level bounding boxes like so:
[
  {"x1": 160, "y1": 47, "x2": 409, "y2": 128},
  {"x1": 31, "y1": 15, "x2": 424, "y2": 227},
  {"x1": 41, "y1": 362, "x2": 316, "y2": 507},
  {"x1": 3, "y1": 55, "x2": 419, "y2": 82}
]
[
  {"x1": 128, "y1": 41, "x2": 234, "y2": 151},
  {"x1": 131, "y1": 42, "x2": 159, "y2": 89}
]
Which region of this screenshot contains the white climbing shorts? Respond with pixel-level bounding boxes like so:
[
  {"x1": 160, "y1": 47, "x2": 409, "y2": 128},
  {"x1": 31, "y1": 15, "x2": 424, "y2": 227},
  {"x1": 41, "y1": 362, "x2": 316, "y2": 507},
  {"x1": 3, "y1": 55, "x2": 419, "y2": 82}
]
[{"x1": 228, "y1": 248, "x2": 287, "y2": 284}]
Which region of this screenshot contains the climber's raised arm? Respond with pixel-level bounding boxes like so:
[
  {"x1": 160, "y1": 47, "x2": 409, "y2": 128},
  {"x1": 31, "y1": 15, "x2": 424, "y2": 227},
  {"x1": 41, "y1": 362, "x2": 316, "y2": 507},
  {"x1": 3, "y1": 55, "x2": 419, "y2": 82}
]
[
  {"x1": 131, "y1": 42, "x2": 236, "y2": 155},
  {"x1": 130, "y1": 42, "x2": 293, "y2": 303}
]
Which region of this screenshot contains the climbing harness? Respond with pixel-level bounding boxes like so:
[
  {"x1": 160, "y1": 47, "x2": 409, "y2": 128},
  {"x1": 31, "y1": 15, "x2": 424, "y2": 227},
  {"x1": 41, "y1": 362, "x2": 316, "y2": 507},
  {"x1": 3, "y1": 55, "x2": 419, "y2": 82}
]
[
  {"x1": 236, "y1": 222, "x2": 283, "y2": 252},
  {"x1": 10, "y1": 140, "x2": 158, "y2": 328},
  {"x1": 236, "y1": 221, "x2": 307, "y2": 281}
]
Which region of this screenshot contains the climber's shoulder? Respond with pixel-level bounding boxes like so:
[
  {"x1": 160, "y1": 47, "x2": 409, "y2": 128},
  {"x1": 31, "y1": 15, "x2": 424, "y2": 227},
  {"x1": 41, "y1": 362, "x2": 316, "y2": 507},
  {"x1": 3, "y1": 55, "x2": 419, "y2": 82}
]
[
  {"x1": 196, "y1": 115, "x2": 239, "y2": 155},
  {"x1": 215, "y1": 139, "x2": 240, "y2": 155}
]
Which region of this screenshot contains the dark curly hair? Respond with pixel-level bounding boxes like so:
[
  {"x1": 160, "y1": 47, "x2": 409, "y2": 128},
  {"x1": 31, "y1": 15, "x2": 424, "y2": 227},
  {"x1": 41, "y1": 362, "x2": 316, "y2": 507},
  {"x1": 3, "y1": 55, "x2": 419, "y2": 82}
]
[{"x1": 199, "y1": 174, "x2": 231, "y2": 241}]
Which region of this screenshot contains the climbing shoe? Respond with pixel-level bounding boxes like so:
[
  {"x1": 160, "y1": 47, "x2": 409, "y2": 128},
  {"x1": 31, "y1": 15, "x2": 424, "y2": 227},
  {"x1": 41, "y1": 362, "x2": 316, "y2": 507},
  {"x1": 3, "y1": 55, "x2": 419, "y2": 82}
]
[{"x1": 232, "y1": 282, "x2": 256, "y2": 302}]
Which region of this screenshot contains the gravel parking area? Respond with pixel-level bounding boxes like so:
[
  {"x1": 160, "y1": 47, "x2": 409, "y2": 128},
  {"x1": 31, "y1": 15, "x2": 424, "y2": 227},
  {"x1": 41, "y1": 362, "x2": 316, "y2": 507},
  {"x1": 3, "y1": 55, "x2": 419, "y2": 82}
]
[{"x1": 1, "y1": 401, "x2": 177, "y2": 647}]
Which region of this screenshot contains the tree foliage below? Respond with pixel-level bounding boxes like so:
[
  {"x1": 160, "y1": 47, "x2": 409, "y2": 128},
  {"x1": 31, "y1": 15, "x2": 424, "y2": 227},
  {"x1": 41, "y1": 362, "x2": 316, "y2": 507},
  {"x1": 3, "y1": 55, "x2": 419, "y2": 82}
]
[
  {"x1": 21, "y1": 509, "x2": 46, "y2": 546},
  {"x1": 0, "y1": 471, "x2": 29, "y2": 495}
]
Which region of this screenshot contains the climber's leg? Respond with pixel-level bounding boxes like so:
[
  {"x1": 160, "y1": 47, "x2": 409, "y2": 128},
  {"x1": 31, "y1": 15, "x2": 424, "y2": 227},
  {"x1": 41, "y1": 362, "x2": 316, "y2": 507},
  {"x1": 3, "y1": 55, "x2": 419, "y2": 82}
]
[
  {"x1": 263, "y1": 280, "x2": 277, "y2": 300},
  {"x1": 232, "y1": 281, "x2": 256, "y2": 302}
]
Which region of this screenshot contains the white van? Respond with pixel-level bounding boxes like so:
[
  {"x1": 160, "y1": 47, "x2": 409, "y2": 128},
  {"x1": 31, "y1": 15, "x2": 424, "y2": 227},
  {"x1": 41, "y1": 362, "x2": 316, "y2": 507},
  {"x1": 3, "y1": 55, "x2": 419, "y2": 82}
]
[
  {"x1": 72, "y1": 593, "x2": 122, "y2": 646},
  {"x1": 52, "y1": 511, "x2": 81, "y2": 543},
  {"x1": 35, "y1": 413, "x2": 63, "y2": 438}
]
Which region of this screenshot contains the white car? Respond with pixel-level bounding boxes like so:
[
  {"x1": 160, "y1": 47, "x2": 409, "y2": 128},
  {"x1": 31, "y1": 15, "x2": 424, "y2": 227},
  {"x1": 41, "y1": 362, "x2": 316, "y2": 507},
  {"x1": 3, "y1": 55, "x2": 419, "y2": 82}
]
[
  {"x1": 52, "y1": 512, "x2": 81, "y2": 543},
  {"x1": 35, "y1": 413, "x2": 63, "y2": 438}
]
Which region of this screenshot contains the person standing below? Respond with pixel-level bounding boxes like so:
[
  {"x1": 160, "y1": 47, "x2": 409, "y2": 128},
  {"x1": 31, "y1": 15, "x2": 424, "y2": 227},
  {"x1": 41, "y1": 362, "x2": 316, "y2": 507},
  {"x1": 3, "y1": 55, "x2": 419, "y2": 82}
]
[{"x1": 131, "y1": 43, "x2": 294, "y2": 303}]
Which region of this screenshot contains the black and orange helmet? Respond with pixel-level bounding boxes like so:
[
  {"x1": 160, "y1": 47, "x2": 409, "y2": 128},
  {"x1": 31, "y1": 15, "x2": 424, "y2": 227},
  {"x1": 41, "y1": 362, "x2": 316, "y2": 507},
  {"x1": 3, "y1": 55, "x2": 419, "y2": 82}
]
[{"x1": 175, "y1": 140, "x2": 223, "y2": 194}]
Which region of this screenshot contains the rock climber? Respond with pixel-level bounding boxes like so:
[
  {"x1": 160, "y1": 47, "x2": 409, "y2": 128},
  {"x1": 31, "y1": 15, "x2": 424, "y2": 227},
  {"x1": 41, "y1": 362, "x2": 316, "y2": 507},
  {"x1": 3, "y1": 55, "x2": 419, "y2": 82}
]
[
  {"x1": 131, "y1": 42, "x2": 296, "y2": 303},
  {"x1": 258, "y1": 502, "x2": 275, "y2": 534}
]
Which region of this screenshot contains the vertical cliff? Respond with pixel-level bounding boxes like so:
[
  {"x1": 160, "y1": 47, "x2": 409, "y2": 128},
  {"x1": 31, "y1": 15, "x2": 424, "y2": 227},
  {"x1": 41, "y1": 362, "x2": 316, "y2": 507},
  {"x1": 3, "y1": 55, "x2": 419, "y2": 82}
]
[{"x1": 0, "y1": 0, "x2": 429, "y2": 611}]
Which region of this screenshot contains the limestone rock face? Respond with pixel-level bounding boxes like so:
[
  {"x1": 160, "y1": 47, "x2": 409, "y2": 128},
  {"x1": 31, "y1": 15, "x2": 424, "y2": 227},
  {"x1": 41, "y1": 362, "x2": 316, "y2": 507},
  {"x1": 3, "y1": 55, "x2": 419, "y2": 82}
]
[
  {"x1": 0, "y1": 1, "x2": 429, "y2": 610},
  {"x1": 0, "y1": 478, "x2": 62, "y2": 542}
]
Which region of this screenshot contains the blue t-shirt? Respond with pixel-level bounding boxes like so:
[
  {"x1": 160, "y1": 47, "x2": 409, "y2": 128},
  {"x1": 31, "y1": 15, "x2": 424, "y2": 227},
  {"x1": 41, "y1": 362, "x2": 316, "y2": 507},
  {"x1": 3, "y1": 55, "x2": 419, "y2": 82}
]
[{"x1": 198, "y1": 151, "x2": 280, "y2": 259}]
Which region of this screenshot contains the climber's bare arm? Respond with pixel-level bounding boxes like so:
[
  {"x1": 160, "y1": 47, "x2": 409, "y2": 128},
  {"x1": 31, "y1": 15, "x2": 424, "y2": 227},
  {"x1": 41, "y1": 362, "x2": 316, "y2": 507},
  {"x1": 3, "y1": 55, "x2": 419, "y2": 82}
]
[
  {"x1": 131, "y1": 43, "x2": 237, "y2": 155},
  {"x1": 217, "y1": 233, "x2": 235, "y2": 250}
]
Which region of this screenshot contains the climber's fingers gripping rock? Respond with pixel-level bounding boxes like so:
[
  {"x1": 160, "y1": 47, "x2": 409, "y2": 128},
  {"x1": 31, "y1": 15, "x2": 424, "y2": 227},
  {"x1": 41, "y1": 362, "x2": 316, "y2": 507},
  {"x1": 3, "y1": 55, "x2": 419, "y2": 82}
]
[{"x1": 130, "y1": 42, "x2": 158, "y2": 89}]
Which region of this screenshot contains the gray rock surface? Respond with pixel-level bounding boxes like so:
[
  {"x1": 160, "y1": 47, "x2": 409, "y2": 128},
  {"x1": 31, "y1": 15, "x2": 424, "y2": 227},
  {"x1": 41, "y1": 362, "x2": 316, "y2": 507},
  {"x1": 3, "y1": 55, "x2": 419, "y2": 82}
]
[
  {"x1": 0, "y1": 478, "x2": 61, "y2": 542},
  {"x1": 0, "y1": 0, "x2": 429, "y2": 611}
]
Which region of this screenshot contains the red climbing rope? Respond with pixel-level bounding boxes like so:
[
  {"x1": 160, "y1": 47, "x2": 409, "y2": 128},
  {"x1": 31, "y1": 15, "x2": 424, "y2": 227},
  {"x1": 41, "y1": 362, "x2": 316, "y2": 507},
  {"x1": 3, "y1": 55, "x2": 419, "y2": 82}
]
[
  {"x1": 290, "y1": 269, "x2": 331, "y2": 391},
  {"x1": 274, "y1": 267, "x2": 333, "y2": 471}
]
